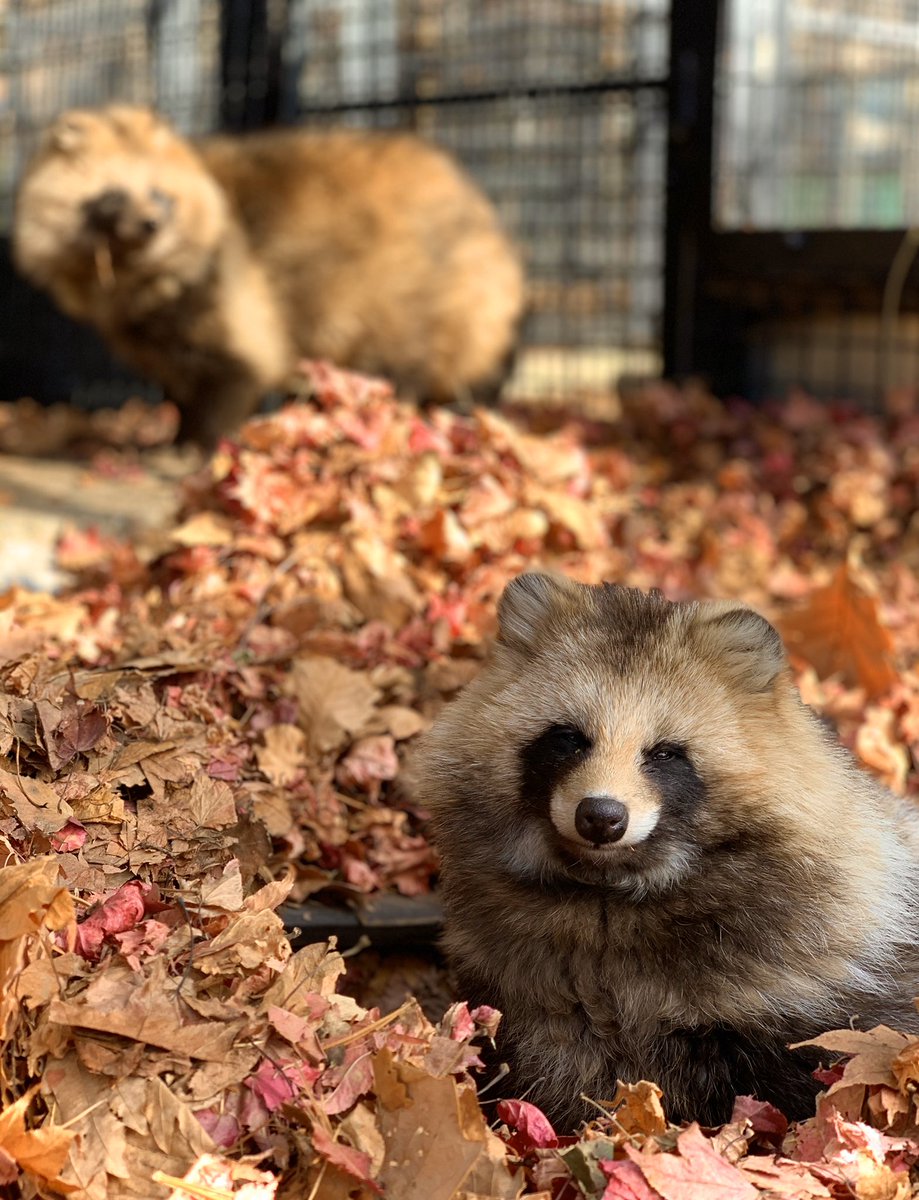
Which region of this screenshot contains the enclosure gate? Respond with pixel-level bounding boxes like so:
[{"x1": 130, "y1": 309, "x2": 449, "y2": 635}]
[{"x1": 666, "y1": 0, "x2": 919, "y2": 405}]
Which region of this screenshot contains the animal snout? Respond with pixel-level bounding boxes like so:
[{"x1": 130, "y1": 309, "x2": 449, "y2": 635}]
[
  {"x1": 84, "y1": 188, "x2": 131, "y2": 233},
  {"x1": 574, "y1": 796, "x2": 629, "y2": 845},
  {"x1": 84, "y1": 187, "x2": 172, "y2": 239}
]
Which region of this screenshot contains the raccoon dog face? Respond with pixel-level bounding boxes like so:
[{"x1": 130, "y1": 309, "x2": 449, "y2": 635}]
[
  {"x1": 13, "y1": 106, "x2": 227, "y2": 303},
  {"x1": 418, "y1": 573, "x2": 791, "y2": 897}
]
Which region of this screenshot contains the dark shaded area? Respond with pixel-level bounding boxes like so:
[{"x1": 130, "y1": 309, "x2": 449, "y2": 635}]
[
  {"x1": 0, "y1": 240, "x2": 155, "y2": 410},
  {"x1": 280, "y1": 893, "x2": 443, "y2": 954}
]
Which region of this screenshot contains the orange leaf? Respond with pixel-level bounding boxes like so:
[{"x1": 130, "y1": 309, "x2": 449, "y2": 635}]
[
  {"x1": 0, "y1": 1087, "x2": 75, "y2": 1187},
  {"x1": 779, "y1": 565, "x2": 898, "y2": 699}
]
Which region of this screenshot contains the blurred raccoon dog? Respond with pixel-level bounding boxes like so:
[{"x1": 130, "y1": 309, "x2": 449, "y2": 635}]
[
  {"x1": 410, "y1": 572, "x2": 919, "y2": 1131},
  {"x1": 13, "y1": 105, "x2": 525, "y2": 448}
]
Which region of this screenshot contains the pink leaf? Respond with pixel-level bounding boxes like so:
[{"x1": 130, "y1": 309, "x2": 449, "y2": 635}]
[
  {"x1": 470, "y1": 1004, "x2": 501, "y2": 1038},
  {"x1": 74, "y1": 881, "x2": 160, "y2": 960},
  {"x1": 50, "y1": 820, "x2": 87, "y2": 853},
  {"x1": 113, "y1": 918, "x2": 171, "y2": 970},
  {"x1": 625, "y1": 1123, "x2": 758, "y2": 1200},
  {"x1": 322, "y1": 1051, "x2": 375, "y2": 1116},
  {"x1": 195, "y1": 1108, "x2": 240, "y2": 1149},
  {"x1": 244, "y1": 1057, "x2": 320, "y2": 1112},
  {"x1": 442, "y1": 1002, "x2": 476, "y2": 1042},
  {"x1": 311, "y1": 1124, "x2": 381, "y2": 1191},
  {"x1": 730, "y1": 1095, "x2": 788, "y2": 1143},
  {"x1": 497, "y1": 1098, "x2": 559, "y2": 1151},
  {"x1": 601, "y1": 1159, "x2": 661, "y2": 1200}
]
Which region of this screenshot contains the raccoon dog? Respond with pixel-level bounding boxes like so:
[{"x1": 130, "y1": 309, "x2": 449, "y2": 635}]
[
  {"x1": 410, "y1": 572, "x2": 919, "y2": 1130},
  {"x1": 13, "y1": 105, "x2": 525, "y2": 447}
]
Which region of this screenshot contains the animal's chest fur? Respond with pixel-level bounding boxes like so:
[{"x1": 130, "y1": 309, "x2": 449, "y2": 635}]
[
  {"x1": 461, "y1": 885, "x2": 775, "y2": 1032},
  {"x1": 447, "y1": 878, "x2": 830, "y2": 1129}
]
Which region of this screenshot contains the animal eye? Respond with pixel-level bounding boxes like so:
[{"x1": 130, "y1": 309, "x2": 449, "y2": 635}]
[
  {"x1": 645, "y1": 743, "x2": 687, "y2": 764},
  {"x1": 544, "y1": 724, "x2": 591, "y2": 755}
]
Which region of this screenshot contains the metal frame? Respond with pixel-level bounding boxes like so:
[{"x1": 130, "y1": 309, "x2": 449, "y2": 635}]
[
  {"x1": 13, "y1": 0, "x2": 912, "y2": 408},
  {"x1": 662, "y1": 0, "x2": 919, "y2": 398},
  {"x1": 220, "y1": 0, "x2": 286, "y2": 130}
]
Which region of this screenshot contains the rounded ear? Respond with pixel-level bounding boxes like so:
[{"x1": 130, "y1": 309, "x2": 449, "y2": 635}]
[
  {"x1": 693, "y1": 602, "x2": 786, "y2": 691},
  {"x1": 496, "y1": 572, "x2": 581, "y2": 651},
  {"x1": 47, "y1": 112, "x2": 88, "y2": 155}
]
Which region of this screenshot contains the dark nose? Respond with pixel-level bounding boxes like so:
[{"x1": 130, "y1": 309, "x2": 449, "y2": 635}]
[
  {"x1": 574, "y1": 796, "x2": 629, "y2": 845},
  {"x1": 84, "y1": 188, "x2": 130, "y2": 232}
]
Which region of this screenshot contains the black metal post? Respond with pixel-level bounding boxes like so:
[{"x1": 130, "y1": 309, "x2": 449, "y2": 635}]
[
  {"x1": 662, "y1": 0, "x2": 726, "y2": 386},
  {"x1": 219, "y1": 0, "x2": 288, "y2": 132}
]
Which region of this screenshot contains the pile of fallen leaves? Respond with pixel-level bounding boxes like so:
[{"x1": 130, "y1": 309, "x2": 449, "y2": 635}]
[
  {"x1": 2, "y1": 361, "x2": 919, "y2": 1195},
  {"x1": 0, "y1": 857, "x2": 509, "y2": 1198},
  {"x1": 0, "y1": 396, "x2": 177, "y2": 457},
  {"x1": 5, "y1": 850, "x2": 919, "y2": 1199}
]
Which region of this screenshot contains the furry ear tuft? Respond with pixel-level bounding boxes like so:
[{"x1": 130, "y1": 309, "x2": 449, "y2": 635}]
[
  {"x1": 49, "y1": 113, "x2": 87, "y2": 155},
  {"x1": 694, "y1": 603, "x2": 786, "y2": 691},
  {"x1": 497, "y1": 572, "x2": 580, "y2": 650}
]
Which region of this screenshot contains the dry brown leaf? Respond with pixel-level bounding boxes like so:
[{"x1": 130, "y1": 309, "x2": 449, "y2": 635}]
[
  {"x1": 0, "y1": 766, "x2": 73, "y2": 834},
  {"x1": 155, "y1": 1153, "x2": 279, "y2": 1199},
  {"x1": 891, "y1": 1039, "x2": 919, "y2": 1095},
  {"x1": 780, "y1": 564, "x2": 899, "y2": 699},
  {"x1": 0, "y1": 855, "x2": 74, "y2": 940},
  {"x1": 377, "y1": 705, "x2": 427, "y2": 741},
  {"x1": 532, "y1": 487, "x2": 609, "y2": 550},
  {"x1": 287, "y1": 657, "x2": 380, "y2": 756},
  {"x1": 791, "y1": 1026, "x2": 911, "y2": 1092},
  {"x1": 182, "y1": 775, "x2": 239, "y2": 831},
  {"x1": 170, "y1": 512, "x2": 235, "y2": 547},
  {"x1": 737, "y1": 1157, "x2": 831, "y2": 1197},
  {"x1": 608, "y1": 1079, "x2": 668, "y2": 1137},
  {"x1": 372, "y1": 1050, "x2": 518, "y2": 1200},
  {"x1": 263, "y1": 942, "x2": 346, "y2": 1011},
  {"x1": 193, "y1": 908, "x2": 291, "y2": 975},
  {"x1": 0, "y1": 1087, "x2": 75, "y2": 1187},
  {"x1": 244, "y1": 875, "x2": 295, "y2": 914},
  {"x1": 256, "y1": 724, "x2": 307, "y2": 787},
  {"x1": 475, "y1": 410, "x2": 585, "y2": 483},
  {"x1": 44, "y1": 1054, "x2": 130, "y2": 1199},
  {"x1": 198, "y1": 860, "x2": 246, "y2": 912},
  {"x1": 49, "y1": 959, "x2": 245, "y2": 1059}
]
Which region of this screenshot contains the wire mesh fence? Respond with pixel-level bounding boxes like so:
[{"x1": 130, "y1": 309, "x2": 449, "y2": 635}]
[
  {"x1": 3, "y1": 0, "x2": 919, "y2": 413},
  {"x1": 0, "y1": 0, "x2": 669, "y2": 410},
  {"x1": 712, "y1": 0, "x2": 919, "y2": 403},
  {"x1": 0, "y1": 1, "x2": 221, "y2": 216},
  {"x1": 717, "y1": 0, "x2": 919, "y2": 231}
]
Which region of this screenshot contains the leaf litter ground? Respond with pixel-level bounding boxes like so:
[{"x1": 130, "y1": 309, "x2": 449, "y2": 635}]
[{"x1": 2, "y1": 363, "x2": 919, "y2": 1198}]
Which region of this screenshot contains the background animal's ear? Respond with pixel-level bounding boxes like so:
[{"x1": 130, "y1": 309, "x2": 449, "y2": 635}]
[
  {"x1": 497, "y1": 572, "x2": 580, "y2": 650},
  {"x1": 694, "y1": 602, "x2": 786, "y2": 691},
  {"x1": 48, "y1": 112, "x2": 87, "y2": 155}
]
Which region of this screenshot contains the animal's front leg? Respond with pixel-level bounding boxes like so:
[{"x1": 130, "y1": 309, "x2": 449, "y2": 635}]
[{"x1": 174, "y1": 374, "x2": 263, "y2": 450}]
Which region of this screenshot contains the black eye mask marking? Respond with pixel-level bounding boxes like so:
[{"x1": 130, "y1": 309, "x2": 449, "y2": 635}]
[
  {"x1": 518, "y1": 727, "x2": 707, "y2": 833},
  {"x1": 519, "y1": 723, "x2": 592, "y2": 816},
  {"x1": 642, "y1": 742, "x2": 706, "y2": 820}
]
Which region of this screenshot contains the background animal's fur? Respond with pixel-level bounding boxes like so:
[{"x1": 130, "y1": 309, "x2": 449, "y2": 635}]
[
  {"x1": 410, "y1": 572, "x2": 919, "y2": 1130},
  {"x1": 13, "y1": 106, "x2": 525, "y2": 446}
]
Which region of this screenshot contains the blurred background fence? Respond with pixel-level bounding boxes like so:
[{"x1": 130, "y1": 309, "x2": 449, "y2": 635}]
[{"x1": 1, "y1": 0, "x2": 918, "y2": 412}]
